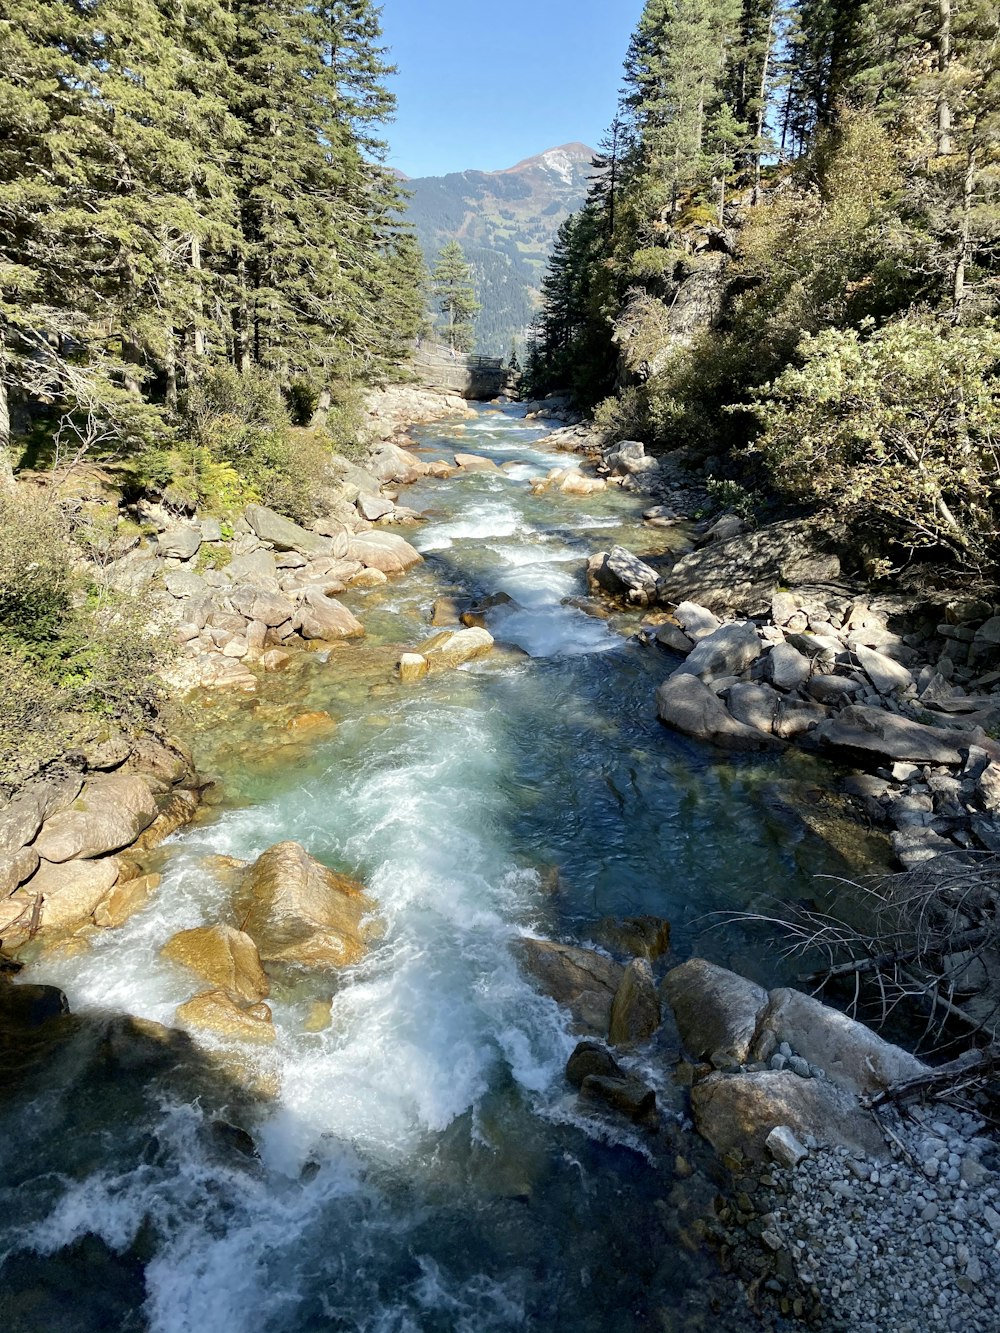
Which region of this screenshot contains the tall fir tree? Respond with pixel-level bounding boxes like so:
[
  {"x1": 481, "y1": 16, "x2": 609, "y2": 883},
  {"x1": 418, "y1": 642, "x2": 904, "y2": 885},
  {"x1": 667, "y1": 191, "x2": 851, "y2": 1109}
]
[{"x1": 431, "y1": 241, "x2": 480, "y2": 352}]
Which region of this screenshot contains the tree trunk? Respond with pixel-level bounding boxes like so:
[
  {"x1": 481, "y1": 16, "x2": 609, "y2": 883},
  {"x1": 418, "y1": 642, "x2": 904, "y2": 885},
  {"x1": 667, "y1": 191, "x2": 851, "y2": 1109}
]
[
  {"x1": 752, "y1": 3, "x2": 776, "y2": 203},
  {"x1": 937, "y1": 0, "x2": 952, "y2": 156},
  {"x1": 952, "y1": 145, "x2": 977, "y2": 324}
]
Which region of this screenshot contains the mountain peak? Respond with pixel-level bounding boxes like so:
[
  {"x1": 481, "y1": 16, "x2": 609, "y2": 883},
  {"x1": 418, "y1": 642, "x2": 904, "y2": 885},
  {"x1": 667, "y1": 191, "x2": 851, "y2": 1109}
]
[{"x1": 504, "y1": 143, "x2": 596, "y2": 180}]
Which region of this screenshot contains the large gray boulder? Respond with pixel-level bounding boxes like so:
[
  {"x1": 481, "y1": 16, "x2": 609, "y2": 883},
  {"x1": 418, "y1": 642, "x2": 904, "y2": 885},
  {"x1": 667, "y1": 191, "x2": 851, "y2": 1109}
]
[
  {"x1": 763, "y1": 642, "x2": 812, "y2": 692},
  {"x1": 159, "y1": 525, "x2": 203, "y2": 561},
  {"x1": 691, "y1": 1069, "x2": 886, "y2": 1162},
  {"x1": 227, "y1": 585, "x2": 295, "y2": 628},
  {"x1": 673, "y1": 621, "x2": 762, "y2": 683},
  {"x1": 245, "y1": 505, "x2": 330, "y2": 556},
  {"x1": 346, "y1": 531, "x2": 422, "y2": 575},
  {"x1": 590, "y1": 546, "x2": 660, "y2": 607},
  {"x1": 294, "y1": 589, "x2": 364, "y2": 641},
  {"x1": 752, "y1": 988, "x2": 929, "y2": 1098},
  {"x1": 657, "y1": 675, "x2": 781, "y2": 752},
  {"x1": 662, "y1": 958, "x2": 768, "y2": 1068}
]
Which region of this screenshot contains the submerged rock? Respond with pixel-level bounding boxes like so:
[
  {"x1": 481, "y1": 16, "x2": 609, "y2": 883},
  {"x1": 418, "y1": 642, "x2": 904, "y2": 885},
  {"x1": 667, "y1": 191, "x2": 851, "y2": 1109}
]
[
  {"x1": 235, "y1": 841, "x2": 379, "y2": 970},
  {"x1": 566, "y1": 1039, "x2": 624, "y2": 1086},
  {"x1": 595, "y1": 915, "x2": 671, "y2": 961},
  {"x1": 162, "y1": 924, "x2": 270, "y2": 1004},
  {"x1": 580, "y1": 1074, "x2": 657, "y2": 1124},
  {"x1": 398, "y1": 652, "x2": 429, "y2": 683},
  {"x1": 294, "y1": 588, "x2": 365, "y2": 641},
  {"x1": 417, "y1": 627, "x2": 494, "y2": 670}
]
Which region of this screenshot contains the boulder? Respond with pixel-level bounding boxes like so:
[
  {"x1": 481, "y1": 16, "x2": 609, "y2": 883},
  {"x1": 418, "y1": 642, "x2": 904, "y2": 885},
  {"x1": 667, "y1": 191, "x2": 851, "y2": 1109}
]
[
  {"x1": 558, "y1": 470, "x2": 607, "y2": 496},
  {"x1": 514, "y1": 937, "x2": 624, "y2": 1036},
  {"x1": 346, "y1": 531, "x2": 422, "y2": 575},
  {"x1": 92, "y1": 872, "x2": 160, "y2": 928},
  {"x1": 763, "y1": 642, "x2": 812, "y2": 692},
  {"x1": 752, "y1": 988, "x2": 929, "y2": 1097},
  {"x1": 245, "y1": 505, "x2": 330, "y2": 556},
  {"x1": 159, "y1": 526, "x2": 202, "y2": 561},
  {"x1": 674, "y1": 602, "x2": 722, "y2": 642},
  {"x1": 0, "y1": 981, "x2": 69, "y2": 1028},
  {"x1": 854, "y1": 644, "x2": 914, "y2": 695},
  {"x1": 690, "y1": 1069, "x2": 885, "y2": 1162},
  {"x1": 673, "y1": 621, "x2": 762, "y2": 684},
  {"x1": 655, "y1": 623, "x2": 695, "y2": 654},
  {"x1": 175, "y1": 989, "x2": 275, "y2": 1045},
  {"x1": 453, "y1": 452, "x2": 501, "y2": 473},
  {"x1": 227, "y1": 585, "x2": 296, "y2": 628},
  {"x1": 590, "y1": 546, "x2": 660, "y2": 607},
  {"x1": 398, "y1": 653, "x2": 429, "y2": 683},
  {"x1": 294, "y1": 588, "x2": 365, "y2": 641},
  {"x1": 164, "y1": 569, "x2": 208, "y2": 599},
  {"x1": 595, "y1": 915, "x2": 671, "y2": 961},
  {"x1": 580, "y1": 1074, "x2": 657, "y2": 1123},
  {"x1": 27, "y1": 855, "x2": 121, "y2": 930},
  {"x1": 657, "y1": 675, "x2": 780, "y2": 752},
  {"x1": 766, "y1": 1125, "x2": 809, "y2": 1168},
  {"x1": 0, "y1": 774, "x2": 84, "y2": 856},
  {"x1": 368, "y1": 443, "x2": 431, "y2": 485},
  {"x1": 815, "y1": 705, "x2": 975, "y2": 767},
  {"x1": 235, "y1": 841, "x2": 379, "y2": 970},
  {"x1": 229, "y1": 548, "x2": 279, "y2": 584},
  {"x1": 566, "y1": 1040, "x2": 624, "y2": 1087},
  {"x1": 357, "y1": 492, "x2": 394, "y2": 522},
  {"x1": 418, "y1": 627, "x2": 494, "y2": 670},
  {"x1": 608, "y1": 958, "x2": 661, "y2": 1047},
  {"x1": 162, "y1": 924, "x2": 269, "y2": 1004},
  {"x1": 31, "y1": 775, "x2": 158, "y2": 863},
  {"x1": 661, "y1": 959, "x2": 768, "y2": 1069},
  {"x1": 135, "y1": 789, "x2": 200, "y2": 852},
  {"x1": 0, "y1": 845, "x2": 39, "y2": 896},
  {"x1": 726, "y1": 682, "x2": 781, "y2": 734}
]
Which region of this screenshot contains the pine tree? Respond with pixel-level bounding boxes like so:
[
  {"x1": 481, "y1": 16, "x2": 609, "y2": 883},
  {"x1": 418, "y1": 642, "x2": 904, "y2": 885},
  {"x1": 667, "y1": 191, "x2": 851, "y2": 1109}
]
[{"x1": 431, "y1": 241, "x2": 480, "y2": 352}]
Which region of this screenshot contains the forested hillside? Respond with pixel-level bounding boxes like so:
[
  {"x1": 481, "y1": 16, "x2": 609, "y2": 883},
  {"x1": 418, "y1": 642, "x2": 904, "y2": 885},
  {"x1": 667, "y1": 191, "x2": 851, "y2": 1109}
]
[
  {"x1": 404, "y1": 145, "x2": 594, "y2": 356},
  {"x1": 0, "y1": 0, "x2": 425, "y2": 480},
  {"x1": 530, "y1": 0, "x2": 999, "y2": 573}
]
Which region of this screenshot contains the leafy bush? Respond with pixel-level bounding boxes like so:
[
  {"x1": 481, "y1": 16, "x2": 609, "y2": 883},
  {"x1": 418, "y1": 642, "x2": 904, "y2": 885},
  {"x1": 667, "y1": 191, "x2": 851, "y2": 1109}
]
[
  {"x1": 0, "y1": 488, "x2": 73, "y2": 644},
  {"x1": 747, "y1": 318, "x2": 1000, "y2": 565}
]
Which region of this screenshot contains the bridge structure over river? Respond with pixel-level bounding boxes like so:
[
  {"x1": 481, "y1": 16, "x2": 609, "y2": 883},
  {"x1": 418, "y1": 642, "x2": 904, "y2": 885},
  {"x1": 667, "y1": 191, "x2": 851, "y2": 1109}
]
[{"x1": 410, "y1": 346, "x2": 507, "y2": 401}]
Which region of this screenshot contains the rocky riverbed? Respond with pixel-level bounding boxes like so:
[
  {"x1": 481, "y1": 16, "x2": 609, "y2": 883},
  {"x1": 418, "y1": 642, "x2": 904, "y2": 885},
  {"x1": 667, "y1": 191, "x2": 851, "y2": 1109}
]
[{"x1": 2, "y1": 393, "x2": 999, "y2": 1333}]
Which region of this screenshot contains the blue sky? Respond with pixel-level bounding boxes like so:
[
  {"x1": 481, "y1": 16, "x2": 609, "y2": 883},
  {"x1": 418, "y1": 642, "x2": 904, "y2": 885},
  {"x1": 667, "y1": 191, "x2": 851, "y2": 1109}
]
[{"x1": 377, "y1": 0, "x2": 645, "y2": 178}]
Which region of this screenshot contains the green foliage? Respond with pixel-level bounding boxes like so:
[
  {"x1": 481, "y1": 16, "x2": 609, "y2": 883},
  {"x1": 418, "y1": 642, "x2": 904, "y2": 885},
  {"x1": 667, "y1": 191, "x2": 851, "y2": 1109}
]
[
  {"x1": 0, "y1": 488, "x2": 73, "y2": 645},
  {"x1": 748, "y1": 318, "x2": 1000, "y2": 563},
  {"x1": 431, "y1": 241, "x2": 481, "y2": 352}
]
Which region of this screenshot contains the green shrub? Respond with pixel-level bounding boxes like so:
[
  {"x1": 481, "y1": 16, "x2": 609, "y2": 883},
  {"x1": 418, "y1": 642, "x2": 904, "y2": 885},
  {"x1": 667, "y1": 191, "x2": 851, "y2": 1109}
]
[
  {"x1": 0, "y1": 489, "x2": 73, "y2": 644},
  {"x1": 747, "y1": 318, "x2": 1000, "y2": 565}
]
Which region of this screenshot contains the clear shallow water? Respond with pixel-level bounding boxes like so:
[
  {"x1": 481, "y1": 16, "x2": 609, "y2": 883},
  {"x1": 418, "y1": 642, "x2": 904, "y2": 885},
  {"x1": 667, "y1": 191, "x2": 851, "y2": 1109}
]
[{"x1": 0, "y1": 407, "x2": 885, "y2": 1332}]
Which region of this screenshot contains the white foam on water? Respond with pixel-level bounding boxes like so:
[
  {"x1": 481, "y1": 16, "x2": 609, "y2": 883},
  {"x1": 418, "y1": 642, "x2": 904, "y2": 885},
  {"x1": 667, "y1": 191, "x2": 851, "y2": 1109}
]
[{"x1": 412, "y1": 498, "x2": 529, "y2": 553}]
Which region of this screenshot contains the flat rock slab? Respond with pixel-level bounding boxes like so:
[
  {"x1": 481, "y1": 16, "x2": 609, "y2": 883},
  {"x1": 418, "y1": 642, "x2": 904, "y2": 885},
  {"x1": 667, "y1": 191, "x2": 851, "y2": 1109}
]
[
  {"x1": 346, "y1": 532, "x2": 422, "y2": 575},
  {"x1": 454, "y1": 453, "x2": 501, "y2": 473},
  {"x1": 31, "y1": 775, "x2": 158, "y2": 863},
  {"x1": 815, "y1": 705, "x2": 976, "y2": 767},
  {"x1": 657, "y1": 675, "x2": 781, "y2": 753},
  {"x1": 674, "y1": 621, "x2": 762, "y2": 684},
  {"x1": 245, "y1": 505, "x2": 330, "y2": 556}
]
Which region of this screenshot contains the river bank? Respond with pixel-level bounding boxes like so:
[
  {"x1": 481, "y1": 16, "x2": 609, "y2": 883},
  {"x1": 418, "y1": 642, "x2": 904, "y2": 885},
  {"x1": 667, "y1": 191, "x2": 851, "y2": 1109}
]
[{"x1": 1, "y1": 397, "x2": 997, "y2": 1332}]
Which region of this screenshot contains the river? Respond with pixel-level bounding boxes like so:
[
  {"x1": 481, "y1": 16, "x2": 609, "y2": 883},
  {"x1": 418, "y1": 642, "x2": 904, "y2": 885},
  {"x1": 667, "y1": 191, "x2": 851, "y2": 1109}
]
[{"x1": 0, "y1": 405, "x2": 880, "y2": 1331}]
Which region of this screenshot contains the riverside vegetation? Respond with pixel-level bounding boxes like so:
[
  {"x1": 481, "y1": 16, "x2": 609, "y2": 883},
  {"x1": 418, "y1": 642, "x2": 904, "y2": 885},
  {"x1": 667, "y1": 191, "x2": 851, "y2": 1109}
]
[{"x1": 2, "y1": 2, "x2": 1000, "y2": 1332}]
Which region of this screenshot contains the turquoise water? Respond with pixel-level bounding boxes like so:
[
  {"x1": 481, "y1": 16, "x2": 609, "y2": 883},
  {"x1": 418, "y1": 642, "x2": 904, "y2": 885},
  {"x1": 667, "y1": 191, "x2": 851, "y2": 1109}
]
[{"x1": 0, "y1": 406, "x2": 881, "y2": 1332}]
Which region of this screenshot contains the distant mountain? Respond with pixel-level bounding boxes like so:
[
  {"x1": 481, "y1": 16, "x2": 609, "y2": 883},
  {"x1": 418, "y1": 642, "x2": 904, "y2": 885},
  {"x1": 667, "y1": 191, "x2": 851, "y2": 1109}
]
[{"x1": 402, "y1": 143, "x2": 596, "y2": 358}]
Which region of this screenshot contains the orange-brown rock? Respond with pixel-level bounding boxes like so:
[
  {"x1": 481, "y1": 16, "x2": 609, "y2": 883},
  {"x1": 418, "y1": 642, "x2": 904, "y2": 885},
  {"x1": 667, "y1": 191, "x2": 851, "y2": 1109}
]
[
  {"x1": 175, "y1": 989, "x2": 276, "y2": 1045},
  {"x1": 162, "y1": 923, "x2": 269, "y2": 1003}
]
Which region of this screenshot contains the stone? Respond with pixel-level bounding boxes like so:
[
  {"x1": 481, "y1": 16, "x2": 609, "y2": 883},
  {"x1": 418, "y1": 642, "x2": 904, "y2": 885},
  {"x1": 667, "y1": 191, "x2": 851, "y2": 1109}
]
[
  {"x1": 368, "y1": 442, "x2": 431, "y2": 485},
  {"x1": 566, "y1": 1040, "x2": 624, "y2": 1087},
  {"x1": 580, "y1": 1075, "x2": 657, "y2": 1123},
  {"x1": 431, "y1": 596, "x2": 461, "y2": 626},
  {"x1": 200, "y1": 516, "x2": 223, "y2": 543},
  {"x1": 92, "y1": 873, "x2": 160, "y2": 928},
  {"x1": 674, "y1": 602, "x2": 722, "y2": 642},
  {"x1": 164, "y1": 569, "x2": 208, "y2": 599},
  {"x1": 702, "y1": 514, "x2": 744, "y2": 544},
  {"x1": 357, "y1": 492, "x2": 394, "y2": 522},
  {"x1": 261, "y1": 649, "x2": 293, "y2": 672},
  {"x1": 855, "y1": 644, "x2": 914, "y2": 695},
  {"x1": 753, "y1": 988, "x2": 929, "y2": 1096},
  {"x1": 691, "y1": 1070, "x2": 886, "y2": 1162},
  {"x1": 763, "y1": 642, "x2": 812, "y2": 692},
  {"x1": 514, "y1": 937, "x2": 624, "y2": 1036},
  {"x1": 453, "y1": 452, "x2": 501, "y2": 473},
  {"x1": 229, "y1": 549, "x2": 278, "y2": 584},
  {"x1": 235, "y1": 841, "x2": 379, "y2": 970},
  {"x1": 0, "y1": 981, "x2": 69, "y2": 1028},
  {"x1": 162, "y1": 924, "x2": 269, "y2": 1004},
  {"x1": 294, "y1": 588, "x2": 365, "y2": 641},
  {"x1": 134, "y1": 789, "x2": 200, "y2": 852},
  {"x1": 175, "y1": 989, "x2": 275, "y2": 1045},
  {"x1": 0, "y1": 774, "x2": 84, "y2": 856},
  {"x1": 771, "y1": 591, "x2": 799, "y2": 626},
  {"x1": 808, "y1": 674, "x2": 861, "y2": 705},
  {"x1": 0, "y1": 845, "x2": 39, "y2": 896},
  {"x1": 31, "y1": 775, "x2": 158, "y2": 863},
  {"x1": 159, "y1": 525, "x2": 202, "y2": 561},
  {"x1": 643, "y1": 505, "x2": 684, "y2": 526},
  {"x1": 418, "y1": 627, "x2": 494, "y2": 670},
  {"x1": 673, "y1": 621, "x2": 762, "y2": 684},
  {"x1": 657, "y1": 675, "x2": 781, "y2": 752},
  {"x1": 286, "y1": 711, "x2": 336, "y2": 735},
  {"x1": 773, "y1": 697, "x2": 828, "y2": 740},
  {"x1": 766, "y1": 1125, "x2": 809, "y2": 1168},
  {"x1": 398, "y1": 653, "x2": 429, "y2": 683},
  {"x1": 27, "y1": 855, "x2": 121, "y2": 929},
  {"x1": 346, "y1": 531, "x2": 422, "y2": 575},
  {"x1": 245, "y1": 504, "x2": 330, "y2": 556},
  {"x1": 727, "y1": 682, "x2": 780, "y2": 734},
  {"x1": 595, "y1": 915, "x2": 671, "y2": 961},
  {"x1": 608, "y1": 958, "x2": 661, "y2": 1046},
  {"x1": 590, "y1": 546, "x2": 660, "y2": 607},
  {"x1": 559, "y1": 470, "x2": 606, "y2": 496},
  {"x1": 815, "y1": 706, "x2": 974, "y2": 767},
  {"x1": 655, "y1": 623, "x2": 695, "y2": 654},
  {"x1": 661, "y1": 959, "x2": 768, "y2": 1069},
  {"x1": 227, "y1": 585, "x2": 296, "y2": 628}
]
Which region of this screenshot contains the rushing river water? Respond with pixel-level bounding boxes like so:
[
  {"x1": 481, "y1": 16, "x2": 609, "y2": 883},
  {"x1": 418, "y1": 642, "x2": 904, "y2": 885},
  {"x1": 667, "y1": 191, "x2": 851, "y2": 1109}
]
[{"x1": 0, "y1": 406, "x2": 885, "y2": 1332}]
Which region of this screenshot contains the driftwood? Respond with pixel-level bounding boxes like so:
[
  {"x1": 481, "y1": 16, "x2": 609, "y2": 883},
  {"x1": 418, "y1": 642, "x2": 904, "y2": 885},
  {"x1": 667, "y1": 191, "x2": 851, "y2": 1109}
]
[{"x1": 865, "y1": 1045, "x2": 1000, "y2": 1109}]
